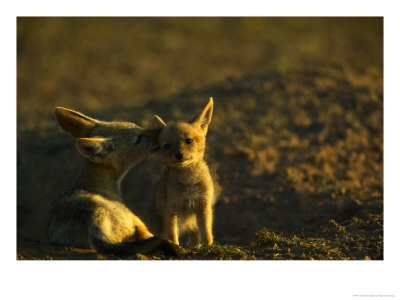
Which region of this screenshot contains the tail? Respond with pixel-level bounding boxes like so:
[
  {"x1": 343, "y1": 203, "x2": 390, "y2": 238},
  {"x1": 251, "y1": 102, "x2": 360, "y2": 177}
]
[{"x1": 91, "y1": 236, "x2": 178, "y2": 258}]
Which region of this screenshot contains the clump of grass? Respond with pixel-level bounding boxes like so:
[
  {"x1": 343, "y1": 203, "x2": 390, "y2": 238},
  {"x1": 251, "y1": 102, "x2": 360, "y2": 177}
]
[
  {"x1": 285, "y1": 167, "x2": 305, "y2": 184},
  {"x1": 351, "y1": 216, "x2": 364, "y2": 225},
  {"x1": 252, "y1": 227, "x2": 285, "y2": 246},
  {"x1": 190, "y1": 243, "x2": 248, "y2": 260},
  {"x1": 329, "y1": 219, "x2": 347, "y2": 234}
]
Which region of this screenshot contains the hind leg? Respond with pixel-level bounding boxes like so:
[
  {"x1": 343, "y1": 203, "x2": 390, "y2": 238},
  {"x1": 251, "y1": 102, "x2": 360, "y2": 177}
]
[{"x1": 133, "y1": 220, "x2": 154, "y2": 241}]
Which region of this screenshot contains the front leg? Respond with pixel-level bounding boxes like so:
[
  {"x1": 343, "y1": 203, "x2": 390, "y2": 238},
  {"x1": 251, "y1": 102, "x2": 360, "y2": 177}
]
[
  {"x1": 164, "y1": 214, "x2": 179, "y2": 245},
  {"x1": 196, "y1": 206, "x2": 213, "y2": 245}
]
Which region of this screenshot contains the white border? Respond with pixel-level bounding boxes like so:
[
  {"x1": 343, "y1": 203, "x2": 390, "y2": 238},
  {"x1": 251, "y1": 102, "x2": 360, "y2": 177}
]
[{"x1": 3, "y1": 1, "x2": 399, "y2": 299}]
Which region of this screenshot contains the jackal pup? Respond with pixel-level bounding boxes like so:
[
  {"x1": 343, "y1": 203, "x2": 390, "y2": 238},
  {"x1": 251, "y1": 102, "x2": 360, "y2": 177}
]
[
  {"x1": 48, "y1": 107, "x2": 177, "y2": 257},
  {"x1": 153, "y1": 97, "x2": 218, "y2": 246}
]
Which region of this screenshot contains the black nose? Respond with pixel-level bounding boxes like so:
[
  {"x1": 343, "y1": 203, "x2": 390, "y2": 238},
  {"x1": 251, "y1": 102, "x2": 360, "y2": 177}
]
[{"x1": 175, "y1": 152, "x2": 183, "y2": 160}]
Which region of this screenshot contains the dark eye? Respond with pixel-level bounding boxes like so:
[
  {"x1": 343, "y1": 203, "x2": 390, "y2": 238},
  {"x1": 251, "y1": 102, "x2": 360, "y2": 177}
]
[
  {"x1": 186, "y1": 138, "x2": 193, "y2": 144},
  {"x1": 134, "y1": 135, "x2": 142, "y2": 146},
  {"x1": 164, "y1": 143, "x2": 171, "y2": 149}
]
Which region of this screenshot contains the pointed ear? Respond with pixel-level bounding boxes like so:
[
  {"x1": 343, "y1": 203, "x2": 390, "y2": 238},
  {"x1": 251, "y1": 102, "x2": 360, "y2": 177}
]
[
  {"x1": 75, "y1": 137, "x2": 116, "y2": 162},
  {"x1": 55, "y1": 107, "x2": 98, "y2": 138},
  {"x1": 193, "y1": 97, "x2": 213, "y2": 133},
  {"x1": 153, "y1": 115, "x2": 167, "y2": 129}
]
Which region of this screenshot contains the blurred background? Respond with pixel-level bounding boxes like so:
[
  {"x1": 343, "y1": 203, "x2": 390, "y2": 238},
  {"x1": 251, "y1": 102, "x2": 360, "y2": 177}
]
[{"x1": 17, "y1": 18, "x2": 382, "y2": 253}]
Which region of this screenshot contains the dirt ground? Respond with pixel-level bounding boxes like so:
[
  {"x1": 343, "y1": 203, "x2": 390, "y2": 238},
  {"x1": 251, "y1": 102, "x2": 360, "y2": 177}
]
[{"x1": 17, "y1": 17, "x2": 383, "y2": 260}]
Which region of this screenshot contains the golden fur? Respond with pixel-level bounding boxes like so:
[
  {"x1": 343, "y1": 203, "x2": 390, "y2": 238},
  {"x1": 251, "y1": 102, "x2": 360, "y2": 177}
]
[
  {"x1": 153, "y1": 98, "x2": 218, "y2": 246},
  {"x1": 48, "y1": 107, "x2": 177, "y2": 257}
]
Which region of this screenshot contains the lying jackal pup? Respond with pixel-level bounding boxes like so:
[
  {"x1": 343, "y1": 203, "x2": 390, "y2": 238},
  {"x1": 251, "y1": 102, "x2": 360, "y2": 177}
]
[
  {"x1": 153, "y1": 97, "x2": 218, "y2": 246},
  {"x1": 48, "y1": 107, "x2": 177, "y2": 257}
]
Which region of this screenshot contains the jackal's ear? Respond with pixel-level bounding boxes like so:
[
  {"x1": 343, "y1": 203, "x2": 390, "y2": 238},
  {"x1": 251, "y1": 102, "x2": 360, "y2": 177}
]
[
  {"x1": 193, "y1": 97, "x2": 213, "y2": 134},
  {"x1": 153, "y1": 115, "x2": 167, "y2": 128},
  {"x1": 55, "y1": 107, "x2": 98, "y2": 138},
  {"x1": 75, "y1": 137, "x2": 116, "y2": 162}
]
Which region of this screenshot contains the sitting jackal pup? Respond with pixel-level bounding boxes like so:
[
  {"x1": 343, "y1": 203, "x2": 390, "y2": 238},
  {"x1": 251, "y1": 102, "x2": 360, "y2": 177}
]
[
  {"x1": 48, "y1": 107, "x2": 177, "y2": 257},
  {"x1": 153, "y1": 97, "x2": 218, "y2": 246}
]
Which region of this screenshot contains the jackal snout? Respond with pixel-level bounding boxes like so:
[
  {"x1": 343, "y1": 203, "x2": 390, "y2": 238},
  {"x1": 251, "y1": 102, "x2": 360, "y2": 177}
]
[
  {"x1": 175, "y1": 151, "x2": 183, "y2": 160},
  {"x1": 138, "y1": 128, "x2": 161, "y2": 153},
  {"x1": 153, "y1": 121, "x2": 207, "y2": 168}
]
